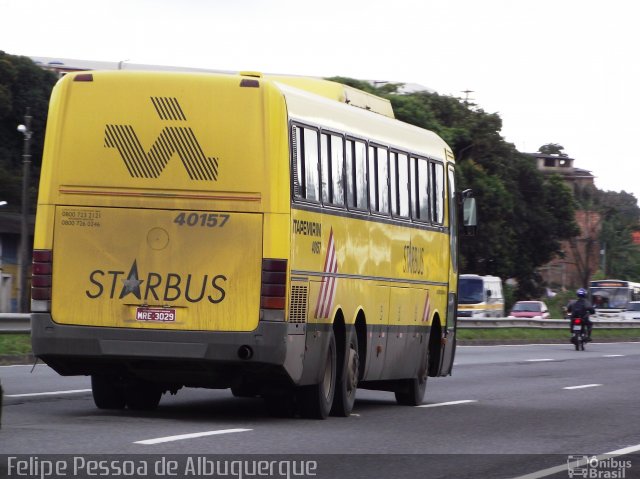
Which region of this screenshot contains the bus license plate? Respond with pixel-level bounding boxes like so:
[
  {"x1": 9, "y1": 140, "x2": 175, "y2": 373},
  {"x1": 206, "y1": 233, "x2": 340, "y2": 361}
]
[{"x1": 136, "y1": 307, "x2": 176, "y2": 322}]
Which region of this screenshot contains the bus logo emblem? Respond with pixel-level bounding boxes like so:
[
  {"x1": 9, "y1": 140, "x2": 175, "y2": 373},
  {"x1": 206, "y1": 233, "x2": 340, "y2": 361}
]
[{"x1": 104, "y1": 97, "x2": 219, "y2": 181}]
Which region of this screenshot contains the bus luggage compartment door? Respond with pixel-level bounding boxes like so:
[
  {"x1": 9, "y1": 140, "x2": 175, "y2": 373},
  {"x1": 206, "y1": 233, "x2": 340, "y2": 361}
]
[{"x1": 51, "y1": 206, "x2": 262, "y2": 332}]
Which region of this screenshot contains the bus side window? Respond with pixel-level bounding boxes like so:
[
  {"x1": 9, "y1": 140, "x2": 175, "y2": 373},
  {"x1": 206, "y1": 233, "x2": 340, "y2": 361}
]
[
  {"x1": 346, "y1": 140, "x2": 355, "y2": 208},
  {"x1": 347, "y1": 139, "x2": 367, "y2": 210},
  {"x1": 368, "y1": 145, "x2": 376, "y2": 211},
  {"x1": 376, "y1": 146, "x2": 389, "y2": 214},
  {"x1": 413, "y1": 157, "x2": 429, "y2": 222},
  {"x1": 391, "y1": 152, "x2": 398, "y2": 215},
  {"x1": 331, "y1": 134, "x2": 345, "y2": 206},
  {"x1": 292, "y1": 125, "x2": 319, "y2": 202},
  {"x1": 293, "y1": 125, "x2": 303, "y2": 198},
  {"x1": 368, "y1": 145, "x2": 389, "y2": 214},
  {"x1": 303, "y1": 128, "x2": 320, "y2": 202},
  {"x1": 397, "y1": 153, "x2": 409, "y2": 217},
  {"x1": 321, "y1": 132, "x2": 345, "y2": 207},
  {"x1": 409, "y1": 157, "x2": 417, "y2": 219},
  {"x1": 430, "y1": 161, "x2": 444, "y2": 224},
  {"x1": 321, "y1": 133, "x2": 330, "y2": 204},
  {"x1": 355, "y1": 141, "x2": 367, "y2": 209},
  {"x1": 389, "y1": 151, "x2": 409, "y2": 218}
]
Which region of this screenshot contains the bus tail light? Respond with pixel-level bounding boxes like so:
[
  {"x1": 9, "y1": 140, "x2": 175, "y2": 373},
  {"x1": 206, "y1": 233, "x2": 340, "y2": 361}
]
[
  {"x1": 261, "y1": 259, "x2": 287, "y2": 310},
  {"x1": 74, "y1": 73, "x2": 94, "y2": 82},
  {"x1": 32, "y1": 249, "x2": 53, "y2": 312}
]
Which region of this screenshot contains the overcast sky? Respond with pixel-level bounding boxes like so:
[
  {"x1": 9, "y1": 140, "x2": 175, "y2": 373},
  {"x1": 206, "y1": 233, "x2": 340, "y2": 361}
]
[{"x1": 2, "y1": 0, "x2": 638, "y2": 201}]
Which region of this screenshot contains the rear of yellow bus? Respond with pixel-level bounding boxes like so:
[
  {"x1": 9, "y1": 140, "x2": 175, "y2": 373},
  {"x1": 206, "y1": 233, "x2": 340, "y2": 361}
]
[{"x1": 31, "y1": 71, "x2": 298, "y2": 408}]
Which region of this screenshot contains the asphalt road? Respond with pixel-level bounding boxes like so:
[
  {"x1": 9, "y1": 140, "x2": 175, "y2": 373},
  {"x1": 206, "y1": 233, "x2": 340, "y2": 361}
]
[{"x1": 1, "y1": 342, "x2": 640, "y2": 478}]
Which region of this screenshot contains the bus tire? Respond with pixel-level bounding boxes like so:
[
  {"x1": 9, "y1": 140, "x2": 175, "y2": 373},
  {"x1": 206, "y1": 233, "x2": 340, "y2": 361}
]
[
  {"x1": 91, "y1": 375, "x2": 126, "y2": 410},
  {"x1": 394, "y1": 350, "x2": 429, "y2": 406},
  {"x1": 331, "y1": 329, "x2": 359, "y2": 417},
  {"x1": 299, "y1": 330, "x2": 337, "y2": 419},
  {"x1": 125, "y1": 380, "x2": 162, "y2": 411}
]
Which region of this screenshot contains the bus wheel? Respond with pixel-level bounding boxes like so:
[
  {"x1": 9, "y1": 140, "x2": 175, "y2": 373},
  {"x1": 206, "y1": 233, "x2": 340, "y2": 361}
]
[
  {"x1": 299, "y1": 330, "x2": 337, "y2": 419},
  {"x1": 331, "y1": 329, "x2": 359, "y2": 417},
  {"x1": 125, "y1": 380, "x2": 162, "y2": 411},
  {"x1": 91, "y1": 375, "x2": 126, "y2": 410},
  {"x1": 395, "y1": 351, "x2": 428, "y2": 406}
]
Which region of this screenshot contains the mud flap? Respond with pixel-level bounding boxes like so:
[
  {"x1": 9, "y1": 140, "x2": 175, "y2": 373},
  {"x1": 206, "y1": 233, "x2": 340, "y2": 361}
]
[
  {"x1": 283, "y1": 323, "x2": 306, "y2": 383},
  {"x1": 438, "y1": 292, "x2": 458, "y2": 376}
]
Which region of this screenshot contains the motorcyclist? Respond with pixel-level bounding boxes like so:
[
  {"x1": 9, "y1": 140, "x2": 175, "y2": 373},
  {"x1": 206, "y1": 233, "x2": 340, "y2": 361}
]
[{"x1": 567, "y1": 288, "x2": 595, "y2": 342}]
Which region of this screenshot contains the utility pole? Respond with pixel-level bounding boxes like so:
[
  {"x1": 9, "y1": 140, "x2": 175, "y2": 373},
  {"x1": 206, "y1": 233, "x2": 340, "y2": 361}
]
[
  {"x1": 17, "y1": 109, "x2": 32, "y2": 313},
  {"x1": 461, "y1": 90, "x2": 475, "y2": 104}
]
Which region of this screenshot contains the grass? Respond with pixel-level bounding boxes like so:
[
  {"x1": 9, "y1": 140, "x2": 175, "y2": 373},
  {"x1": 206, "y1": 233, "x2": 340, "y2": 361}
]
[
  {"x1": 0, "y1": 334, "x2": 32, "y2": 356},
  {"x1": 458, "y1": 327, "x2": 640, "y2": 342},
  {"x1": 0, "y1": 328, "x2": 639, "y2": 356}
]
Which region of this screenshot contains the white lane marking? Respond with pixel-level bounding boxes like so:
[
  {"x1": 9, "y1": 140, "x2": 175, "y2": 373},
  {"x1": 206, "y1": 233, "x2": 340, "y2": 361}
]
[
  {"x1": 563, "y1": 384, "x2": 602, "y2": 390},
  {"x1": 350, "y1": 413, "x2": 361, "y2": 417},
  {"x1": 608, "y1": 443, "x2": 640, "y2": 456},
  {"x1": 6, "y1": 389, "x2": 92, "y2": 398},
  {"x1": 0, "y1": 364, "x2": 34, "y2": 368},
  {"x1": 135, "y1": 428, "x2": 252, "y2": 445},
  {"x1": 417, "y1": 400, "x2": 477, "y2": 408},
  {"x1": 526, "y1": 359, "x2": 555, "y2": 362},
  {"x1": 603, "y1": 354, "x2": 625, "y2": 357},
  {"x1": 512, "y1": 442, "x2": 640, "y2": 479}
]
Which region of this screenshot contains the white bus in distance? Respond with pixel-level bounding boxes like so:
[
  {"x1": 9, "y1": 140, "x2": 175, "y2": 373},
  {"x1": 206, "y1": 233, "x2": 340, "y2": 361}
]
[{"x1": 456, "y1": 274, "x2": 504, "y2": 318}]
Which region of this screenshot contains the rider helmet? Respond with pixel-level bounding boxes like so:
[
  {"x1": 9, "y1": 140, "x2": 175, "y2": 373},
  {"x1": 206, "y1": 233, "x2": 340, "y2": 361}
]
[{"x1": 576, "y1": 288, "x2": 587, "y2": 297}]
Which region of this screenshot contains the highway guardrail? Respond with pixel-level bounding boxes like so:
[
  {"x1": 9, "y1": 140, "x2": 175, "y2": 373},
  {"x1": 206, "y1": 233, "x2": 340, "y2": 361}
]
[
  {"x1": 2, "y1": 314, "x2": 640, "y2": 333},
  {"x1": 457, "y1": 317, "x2": 640, "y2": 329},
  {"x1": 0, "y1": 313, "x2": 30, "y2": 333}
]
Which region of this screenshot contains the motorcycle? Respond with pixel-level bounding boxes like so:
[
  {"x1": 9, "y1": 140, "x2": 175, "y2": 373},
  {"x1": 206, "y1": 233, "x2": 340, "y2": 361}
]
[{"x1": 571, "y1": 318, "x2": 587, "y2": 351}]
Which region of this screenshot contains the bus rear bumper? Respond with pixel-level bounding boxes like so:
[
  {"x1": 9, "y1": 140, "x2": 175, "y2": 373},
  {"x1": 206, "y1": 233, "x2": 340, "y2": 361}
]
[{"x1": 31, "y1": 313, "x2": 304, "y2": 389}]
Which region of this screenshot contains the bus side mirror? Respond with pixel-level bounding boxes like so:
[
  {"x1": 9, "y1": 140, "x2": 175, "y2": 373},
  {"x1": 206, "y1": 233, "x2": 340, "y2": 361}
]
[{"x1": 462, "y1": 193, "x2": 477, "y2": 236}]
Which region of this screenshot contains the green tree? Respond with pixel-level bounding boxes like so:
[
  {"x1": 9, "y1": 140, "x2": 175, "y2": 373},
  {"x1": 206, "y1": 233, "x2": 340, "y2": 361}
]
[
  {"x1": 596, "y1": 190, "x2": 640, "y2": 279},
  {"x1": 396, "y1": 92, "x2": 578, "y2": 297},
  {"x1": 327, "y1": 78, "x2": 580, "y2": 298},
  {"x1": 0, "y1": 51, "x2": 57, "y2": 213},
  {"x1": 538, "y1": 143, "x2": 567, "y2": 156}
]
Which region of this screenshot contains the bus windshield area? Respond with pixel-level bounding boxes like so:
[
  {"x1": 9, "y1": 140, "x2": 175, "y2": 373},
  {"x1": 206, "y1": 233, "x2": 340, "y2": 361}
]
[
  {"x1": 458, "y1": 279, "x2": 484, "y2": 304},
  {"x1": 590, "y1": 288, "x2": 630, "y2": 309}
]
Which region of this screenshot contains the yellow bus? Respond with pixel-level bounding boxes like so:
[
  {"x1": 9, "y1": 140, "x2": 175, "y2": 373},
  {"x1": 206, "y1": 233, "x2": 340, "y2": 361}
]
[{"x1": 31, "y1": 70, "x2": 476, "y2": 419}]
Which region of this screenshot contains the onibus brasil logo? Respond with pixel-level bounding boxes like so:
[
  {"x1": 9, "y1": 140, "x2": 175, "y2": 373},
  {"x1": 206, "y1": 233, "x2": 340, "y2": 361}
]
[
  {"x1": 567, "y1": 455, "x2": 632, "y2": 478},
  {"x1": 104, "y1": 97, "x2": 219, "y2": 181}
]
